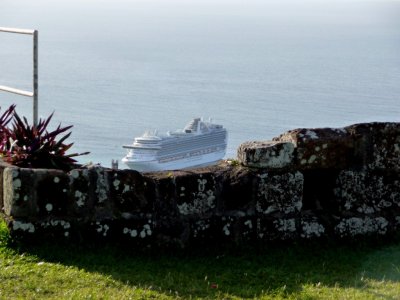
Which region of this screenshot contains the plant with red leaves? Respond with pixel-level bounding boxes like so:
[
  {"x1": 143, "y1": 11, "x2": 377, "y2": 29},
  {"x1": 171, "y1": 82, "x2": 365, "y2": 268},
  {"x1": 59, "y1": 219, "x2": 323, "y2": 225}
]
[
  {"x1": 0, "y1": 104, "x2": 16, "y2": 154},
  {"x1": 0, "y1": 105, "x2": 88, "y2": 171}
]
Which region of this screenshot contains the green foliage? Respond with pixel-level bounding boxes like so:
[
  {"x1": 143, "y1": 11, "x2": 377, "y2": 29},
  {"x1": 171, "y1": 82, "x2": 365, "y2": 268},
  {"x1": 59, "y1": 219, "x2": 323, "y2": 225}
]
[
  {"x1": 225, "y1": 158, "x2": 240, "y2": 166},
  {"x1": 0, "y1": 221, "x2": 10, "y2": 246},
  {"x1": 0, "y1": 105, "x2": 88, "y2": 171}
]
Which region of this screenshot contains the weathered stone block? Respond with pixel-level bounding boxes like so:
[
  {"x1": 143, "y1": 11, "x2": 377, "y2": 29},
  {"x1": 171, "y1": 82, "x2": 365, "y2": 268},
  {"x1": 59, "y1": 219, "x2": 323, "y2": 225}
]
[
  {"x1": 152, "y1": 214, "x2": 189, "y2": 247},
  {"x1": 150, "y1": 172, "x2": 179, "y2": 216},
  {"x1": 274, "y1": 127, "x2": 354, "y2": 169},
  {"x1": 188, "y1": 217, "x2": 231, "y2": 243},
  {"x1": 237, "y1": 141, "x2": 294, "y2": 169},
  {"x1": 10, "y1": 219, "x2": 36, "y2": 234},
  {"x1": 68, "y1": 168, "x2": 94, "y2": 216},
  {"x1": 335, "y1": 216, "x2": 390, "y2": 237},
  {"x1": 175, "y1": 170, "x2": 217, "y2": 217},
  {"x1": 70, "y1": 166, "x2": 115, "y2": 215},
  {"x1": 120, "y1": 218, "x2": 154, "y2": 241},
  {"x1": 3, "y1": 167, "x2": 38, "y2": 217},
  {"x1": 69, "y1": 166, "x2": 116, "y2": 219},
  {"x1": 216, "y1": 216, "x2": 257, "y2": 244},
  {"x1": 90, "y1": 166, "x2": 111, "y2": 205},
  {"x1": 345, "y1": 122, "x2": 400, "y2": 170},
  {"x1": 190, "y1": 218, "x2": 213, "y2": 240},
  {"x1": 36, "y1": 169, "x2": 70, "y2": 216},
  {"x1": 39, "y1": 218, "x2": 73, "y2": 239},
  {"x1": 7, "y1": 217, "x2": 76, "y2": 242},
  {"x1": 80, "y1": 219, "x2": 115, "y2": 241},
  {"x1": 219, "y1": 166, "x2": 257, "y2": 213},
  {"x1": 256, "y1": 171, "x2": 303, "y2": 216},
  {"x1": 334, "y1": 170, "x2": 400, "y2": 214},
  {"x1": 300, "y1": 216, "x2": 326, "y2": 239},
  {"x1": 109, "y1": 169, "x2": 154, "y2": 215},
  {"x1": 302, "y1": 170, "x2": 341, "y2": 212},
  {"x1": 0, "y1": 160, "x2": 10, "y2": 208},
  {"x1": 257, "y1": 217, "x2": 299, "y2": 241}
]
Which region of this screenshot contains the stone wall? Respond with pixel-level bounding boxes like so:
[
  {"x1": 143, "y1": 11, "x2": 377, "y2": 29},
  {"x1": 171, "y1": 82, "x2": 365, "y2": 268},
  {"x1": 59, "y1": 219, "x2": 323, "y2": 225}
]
[{"x1": 1, "y1": 122, "x2": 399, "y2": 247}]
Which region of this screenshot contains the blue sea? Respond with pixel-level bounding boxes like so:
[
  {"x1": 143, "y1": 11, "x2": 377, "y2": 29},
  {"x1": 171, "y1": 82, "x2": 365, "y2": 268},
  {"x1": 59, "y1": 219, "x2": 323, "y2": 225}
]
[{"x1": 1, "y1": 0, "x2": 399, "y2": 167}]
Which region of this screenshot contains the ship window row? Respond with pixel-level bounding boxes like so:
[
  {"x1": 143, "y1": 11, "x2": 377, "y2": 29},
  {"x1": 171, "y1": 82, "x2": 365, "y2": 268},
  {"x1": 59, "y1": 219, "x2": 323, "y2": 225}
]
[
  {"x1": 160, "y1": 139, "x2": 226, "y2": 151},
  {"x1": 161, "y1": 133, "x2": 227, "y2": 146},
  {"x1": 158, "y1": 147, "x2": 225, "y2": 162},
  {"x1": 159, "y1": 138, "x2": 226, "y2": 148},
  {"x1": 135, "y1": 140, "x2": 161, "y2": 145},
  {"x1": 158, "y1": 144, "x2": 226, "y2": 157}
]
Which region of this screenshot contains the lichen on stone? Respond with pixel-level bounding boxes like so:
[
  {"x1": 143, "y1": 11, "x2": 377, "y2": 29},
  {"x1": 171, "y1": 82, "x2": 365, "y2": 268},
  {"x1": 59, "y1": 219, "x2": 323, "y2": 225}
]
[
  {"x1": 95, "y1": 169, "x2": 109, "y2": 203},
  {"x1": 13, "y1": 221, "x2": 35, "y2": 233},
  {"x1": 256, "y1": 171, "x2": 303, "y2": 215},
  {"x1": 41, "y1": 219, "x2": 71, "y2": 229},
  {"x1": 123, "y1": 222, "x2": 152, "y2": 238},
  {"x1": 96, "y1": 222, "x2": 110, "y2": 237},
  {"x1": 335, "y1": 170, "x2": 400, "y2": 213},
  {"x1": 177, "y1": 176, "x2": 216, "y2": 215},
  {"x1": 192, "y1": 219, "x2": 210, "y2": 237},
  {"x1": 273, "y1": 218, "x2": 296, "y2": 233},
  {"x1": 222, "y1": 223, "x2": 231, "y2": 236},
  {"x1": 122, "y1": 184, "x2": 131, "y2": 193},
  {"x1": 113, "y1": 179, "x2": 120, "y2": 190},
  {"x1": 74, "y1": 190, "x2": 86, "y2": 207},
  {"x1": 70, "y1": 170, "x2": 80, "y2": 179},
  {"x1": 301, "y1": 220, "x2": 325, "y2": 238},
  {"x1": 198, "y1": 178, "x2": 207, "y2": 192},
  {"x1": 244, "y1": 220, "x2": 252, "y2": 229},
  {"x1": 304, "y1": 130, "x2": 319, "y2": 140},
  {"x1": 335, "y1": 217, "x2": 389, "y2": 237}
]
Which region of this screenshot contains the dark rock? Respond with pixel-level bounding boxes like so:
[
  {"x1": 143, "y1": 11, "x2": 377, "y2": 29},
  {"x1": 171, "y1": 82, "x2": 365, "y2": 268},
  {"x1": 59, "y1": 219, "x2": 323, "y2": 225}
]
[
  {"x1": 3, "y1": 167, "x2": 38, "y2": 217},
  {"x1": 334, "y1": 216, "x2": 390, "y2": 237},
  {"x1": 256, "y1": 171, "x2": 303, "y2": 216},
  {"x1": 345, "y1": 122, "x2": 400, "y2": 170},
  {"x1": 257, "y1": 217, "x2": 300, "y2": 241},
  {"x1": 174, "y1": 169, "x2": 218, "y2": 218},
  {"x1": 274, "y1": 127, "x2": 354, "y2": 170},
  {"x1": 334, "y1": 170, "x2": 400, "y2": 215},
  {"x1": 109, "y1": 169, "x2": 154, "y2": 215},
  {"x1": 299, "y1": 216, "x2": 326, "y2": 239},
  {"x1": 237, "y1": 141, "x2": 294, "y2": 169},
  {"x1": 36, "y1": 169, "x2": 70, "y2": 217},
  {"x1": 68, "y1": 168, "x2": 95, "y2": 217},
  {"x1": 219, "y1": 166, "x2": 257, "y2": 213},
  {"x1": 302, "y1": 170, "x2": 341, "y2": 212}
]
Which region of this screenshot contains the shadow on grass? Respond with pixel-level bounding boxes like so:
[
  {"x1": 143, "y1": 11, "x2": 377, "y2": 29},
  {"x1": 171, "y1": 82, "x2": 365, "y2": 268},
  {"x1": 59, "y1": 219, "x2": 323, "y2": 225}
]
[{"x1": 11, "y1": 238, "x2": 400, "y2": 299}]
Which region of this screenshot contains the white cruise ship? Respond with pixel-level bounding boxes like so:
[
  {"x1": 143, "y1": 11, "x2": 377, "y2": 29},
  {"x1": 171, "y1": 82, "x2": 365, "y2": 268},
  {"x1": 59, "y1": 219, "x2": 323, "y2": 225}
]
[{"x1": 122, "y1": 118, "x2": 228, "y2": 172}]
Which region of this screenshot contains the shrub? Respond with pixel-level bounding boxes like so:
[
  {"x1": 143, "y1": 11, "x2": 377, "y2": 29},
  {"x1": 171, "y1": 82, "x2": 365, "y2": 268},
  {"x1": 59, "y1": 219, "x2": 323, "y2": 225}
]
[
  {"x1": 0, "y1": 104, "x2": 15, "y2": 151},
  {"x1": 0, "y1": 105, "x2": 88, "y2": 171}
]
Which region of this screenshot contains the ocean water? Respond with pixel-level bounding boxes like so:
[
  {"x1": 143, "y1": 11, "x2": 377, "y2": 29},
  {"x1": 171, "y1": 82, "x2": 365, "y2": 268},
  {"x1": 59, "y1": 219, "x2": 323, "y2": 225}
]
[{"x1": 1, "y1": 0, "x2": 399, "y2": 167}]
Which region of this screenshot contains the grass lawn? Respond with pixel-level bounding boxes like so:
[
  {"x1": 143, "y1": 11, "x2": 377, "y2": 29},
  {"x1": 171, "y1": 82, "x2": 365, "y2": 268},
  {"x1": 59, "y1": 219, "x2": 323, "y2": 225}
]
[{"x1": 1, "y1": 221, "x2": 400, "y2": 299}]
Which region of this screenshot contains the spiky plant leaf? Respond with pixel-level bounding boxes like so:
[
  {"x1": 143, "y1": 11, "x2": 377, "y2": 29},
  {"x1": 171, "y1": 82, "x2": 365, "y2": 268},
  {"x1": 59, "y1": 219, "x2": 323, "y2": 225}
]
[
  {"x1": 0, "y1": 105, "x2": 16, "y2": 154},
  {"x1": 1, "y1": 109, "x2": 89, "y2": 171}
]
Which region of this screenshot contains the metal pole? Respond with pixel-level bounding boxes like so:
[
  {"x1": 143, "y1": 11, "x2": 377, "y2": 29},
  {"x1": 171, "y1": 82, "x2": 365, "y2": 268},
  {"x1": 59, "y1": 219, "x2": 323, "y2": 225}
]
[
  {"x1": 0, "y1": 27, "x2": 38, "y2": 126},
  {"x1": 33, "y1": 30, "x2": 38, "y2": 127},
  {"x1": 0, "y1": 27, "x2": 35, "y2": 35}
]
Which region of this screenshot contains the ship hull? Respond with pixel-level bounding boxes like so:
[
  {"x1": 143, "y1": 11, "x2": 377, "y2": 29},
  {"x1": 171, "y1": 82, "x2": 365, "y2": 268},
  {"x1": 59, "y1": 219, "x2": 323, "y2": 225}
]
[{"x1": 122, "y1": 149, "x2": 225, "y2": 172}]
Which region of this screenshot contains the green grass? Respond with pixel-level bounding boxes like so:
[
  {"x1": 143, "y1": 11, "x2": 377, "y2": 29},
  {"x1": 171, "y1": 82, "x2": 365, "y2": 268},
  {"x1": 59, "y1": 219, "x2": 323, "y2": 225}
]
[{"x1": 1, "y1": 221, "x2": 400, "y2": 299}]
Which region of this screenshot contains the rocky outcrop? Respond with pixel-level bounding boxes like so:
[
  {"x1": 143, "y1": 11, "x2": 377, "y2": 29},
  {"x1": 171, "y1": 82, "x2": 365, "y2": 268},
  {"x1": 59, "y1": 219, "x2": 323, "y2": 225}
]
[{"x1": 1, "y1": 122, "x2": 399, "y2": 247}]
